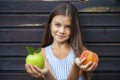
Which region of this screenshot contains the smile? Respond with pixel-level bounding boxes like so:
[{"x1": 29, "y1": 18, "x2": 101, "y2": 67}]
[{"x1": 56, "y1": 35, "x2": 66, "y2": 39}]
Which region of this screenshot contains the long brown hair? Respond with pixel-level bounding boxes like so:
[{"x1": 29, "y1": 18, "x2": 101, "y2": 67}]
[{"x1": 41, "y1": 2, "x2": 91, "y2": 80}]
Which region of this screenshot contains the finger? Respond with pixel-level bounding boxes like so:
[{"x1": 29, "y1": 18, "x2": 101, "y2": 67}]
[
  {"x1": 74, "y1": 58, "x2": 86, "y2": 67},
  {"x1": 80, "y1": 65, "x2": 85, "y2": 71},
  {"x1": 83, "y1": 61, "x2": 92, "y2": 69},
  {"x1": 80, "y1": 61, "x2": 92, "y2": 71},
  {"x1": 34, "y1": 66, "x2": 48, "y2": 74},
  {"x1": 25, "y1": 64, "x2": 37, "y2": 77},
  {"x1": 74, "y1": 58, "x2": 81, "y2": 66},
  {"x1": 25, "y1": 64, "x2": 33, "y2": 74},
  {"x1": 41, "y1": 67, "x2": 48, "y2": 74},
  {"x1": 29, "y1": 64, "x2": 40, "y2": 78},
  {"x1": 32, "y1": 66, "x2": 43, "y2": 78},
  {"x1": 80, "y1": 57, "x2": 86, "y2": 65},
  {"x1": 87, "y1": 62, "x2": 96, "y2": 71},
  {"x1": 92, "y1": 63, "x2": 98, "y2": 71}
]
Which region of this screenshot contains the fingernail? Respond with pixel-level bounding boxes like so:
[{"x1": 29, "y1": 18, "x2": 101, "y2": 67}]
[
  {"x1": 89, "y1": 61, "x2": 92, "y2": 64},
  {"x1": 83, "y1": 57, "x2": 86, "y2": 60}
]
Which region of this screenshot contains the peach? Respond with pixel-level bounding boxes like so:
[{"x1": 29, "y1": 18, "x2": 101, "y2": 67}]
[{"x1": 80, "y1": 50, "x2": 99, "y2": 65}]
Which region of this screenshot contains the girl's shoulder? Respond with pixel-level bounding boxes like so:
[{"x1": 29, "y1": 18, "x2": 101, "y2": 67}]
[
  {"x1": 40, "y1": 48, "x2": 46, "y2": 57},
  {"x1": 40, "y1": 45, "x2": 51, "y2": 57}
]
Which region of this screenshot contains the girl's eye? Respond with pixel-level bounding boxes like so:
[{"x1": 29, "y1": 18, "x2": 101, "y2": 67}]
[
  {"x1": 55, "y1": 23, "x2": 60, "y2": 27},
  {"x1": 66, "y1": 26, "x2": 72, "y2": 29}
]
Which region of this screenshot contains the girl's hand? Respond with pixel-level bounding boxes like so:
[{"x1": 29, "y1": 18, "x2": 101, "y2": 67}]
[
  {"x1": 75, "y1": 58, "x2": 98, "y2": 71},
  {"x1": 25, "y1": 64, "x2": 48, "y2": 78}
]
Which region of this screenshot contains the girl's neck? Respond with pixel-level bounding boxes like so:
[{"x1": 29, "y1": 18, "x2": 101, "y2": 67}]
[
  {"x1": 51, "y1": 41, "x2": 70, "y2": 49},
  {"x1": 51, "y1": 41, "x2": 71, "y2": 59}
]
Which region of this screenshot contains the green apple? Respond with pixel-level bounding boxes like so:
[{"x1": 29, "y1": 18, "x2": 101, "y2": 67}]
[{"x1": 25, "y1": 47, "x2": 45, "y2": 69}]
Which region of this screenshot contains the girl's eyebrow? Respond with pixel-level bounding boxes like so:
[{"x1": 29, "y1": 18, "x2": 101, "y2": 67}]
[
  {"x1": 54, "y1": 21, "x2": 71, "y2": 26},
  {"x1": 54, "y1": 21, "x2": 61, "y2": 25},
  {"x1": 54, "y1": 21, "x2": 60, "y2": 23}
]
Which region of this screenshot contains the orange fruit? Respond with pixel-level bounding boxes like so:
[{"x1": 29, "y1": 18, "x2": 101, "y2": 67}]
[{"x1": 80, "y1": 50, "x2": 99, "y2": 65}]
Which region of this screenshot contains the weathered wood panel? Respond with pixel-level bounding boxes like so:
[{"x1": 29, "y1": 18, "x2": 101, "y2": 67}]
[
  {"x1": 0, "y1": 29, "x2": 44, "y2": 42},
  {"x1": 0, "y1": 57, "x2": 120, "y2": 71},
  {"x1": 0, "y1": 72, "x2": 119, "y2": 80},
  {"x1": 0, "y1": 73, "x2": 32, "y2": 80},
  {"x1": 0, "y1": 57, "x2": 119, "y2": 80},
  {"x1": 0, "y1": 13, "x2": 120, "y2": 27},
  {"x1": 0, "y1": 0, "x2": 120, "y2": 13},
  {"x1": 0, "y1": 43, "x2": 120, "y2": 57},
  {"x1": 0, "y1": 28, "x2": 120, "y2": 42},
  {"x1": 92, "y1": 74, "x2": 120, "y2": 80}
]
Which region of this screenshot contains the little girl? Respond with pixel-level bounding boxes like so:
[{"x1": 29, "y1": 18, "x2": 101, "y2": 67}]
[{"x1": 25, "y1": 2, "x2": 98, "y2": 80}]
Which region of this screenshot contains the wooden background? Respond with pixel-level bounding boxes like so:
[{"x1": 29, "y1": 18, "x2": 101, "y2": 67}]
[{"x1": 0, "y1": 0, "x2": 120, "y2": 80}]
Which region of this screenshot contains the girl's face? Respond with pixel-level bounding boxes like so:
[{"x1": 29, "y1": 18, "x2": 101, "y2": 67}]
[{"x1": 50, "y1": 15, "x2": 72, "y2": 43}]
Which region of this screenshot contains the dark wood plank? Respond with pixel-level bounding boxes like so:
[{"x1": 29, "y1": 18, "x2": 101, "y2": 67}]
[
  {"x1": 0, "y1": 73, "x2": 36, "y2": 80},
  {"x1": 0, "y1": 72, "x2": 119, "y2": 80},
  {"x1": 92, "y1": 73, "x2": 120, "y2": 80},
  {"x1": 0, "y1": 29, "x2": 44, "y2": 42},
  {"x1": 0, "y1": 43, "x2": 40, "y2": 56},
  {"x1": 86, "y1": 43, "x2": 120, "y2": 57},
  {"x1": 0, "y1": 72, "x2": 120, "y2": 80},
  {"x1": 1, "y1": 72, "x2": 119, "y2": 80},
  {"x1": 0, "y1": 15, "x2": 47, "y2": 27},
  {"x1": 79, "y1": 13, "x2": 120, "y2": 26},
  {"x1": 0, "y1": 28, "x2": 120, "y2": 42},
  {"x1": 0, "y1": 13, "x2": 120, "y2": 27},
  {"x1": 97, "y1": 57, "x2": 120, "y2": 71},
  {"x1": 82, "y1": 28, "x2": 120, "y2": 43},
  {"x1": 0, "y1": 43, "x2": 120, "y2": 57},
  {"x1": 0, "y1": 0, "x2": 120, "y2": 13},
  {"x1": 0, "y1": 57, "x2": 120, "y2": 71},
  {"x1": 0, "y1": 57, "x2": 25, "y2": 70}
]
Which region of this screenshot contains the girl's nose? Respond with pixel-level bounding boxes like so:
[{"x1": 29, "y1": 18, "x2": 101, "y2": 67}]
[{"x1": 59, "y1": 26, "x2": 65, "y2": 33}]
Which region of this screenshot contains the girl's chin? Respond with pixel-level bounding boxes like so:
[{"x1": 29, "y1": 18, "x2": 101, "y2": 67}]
[
  {"x1": 54, "y1": 36, "x2": 69, "y2": 43},
  {"x1": 55, "y1": 38, "x2": 68, "y2": 43},
  {"x1": 56, "y1": 39, "x2": 65, "y2": 43}
]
